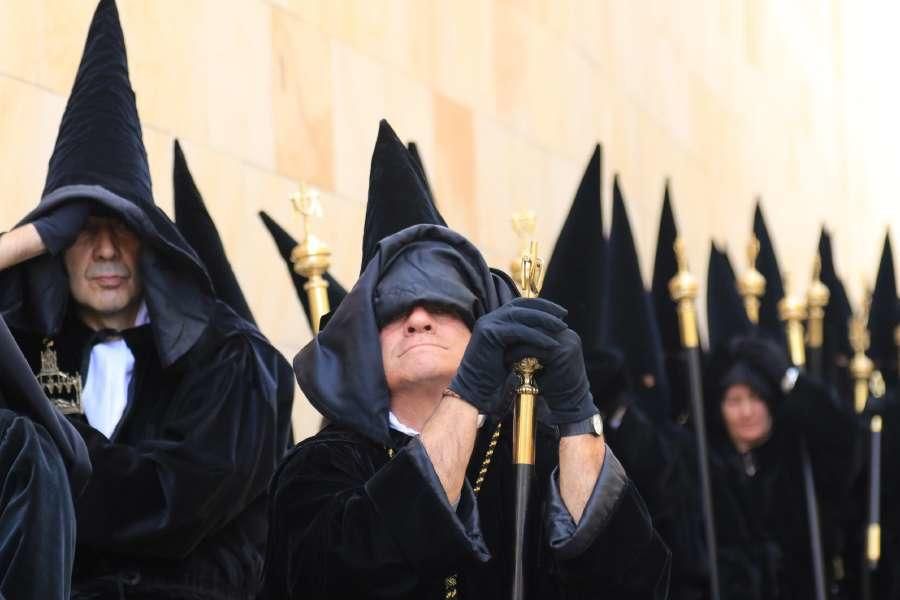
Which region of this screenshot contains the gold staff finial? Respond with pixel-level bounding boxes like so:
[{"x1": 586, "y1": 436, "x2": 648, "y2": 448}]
[
  {"x1": 738, "y1": 236, "x2": 766, "y2": 324},
  {"x1": 668, "y1": 238, "x2": 699, "y2": 349},
  {"x1": 510, "y1": 209, "x2": 537, "y2": 291},
  {"x1": 806, "y1": 255, "x2": 830, "y2": 349},
  {"x1": 289, "y1": 183, "x2": 332, "y2": 334},
  {"x1": 850, "y1": 289, "x2": 875, "y2": 414},
  {"x1": 778, "y1": 272, "x2": 808, "y2": 367}
]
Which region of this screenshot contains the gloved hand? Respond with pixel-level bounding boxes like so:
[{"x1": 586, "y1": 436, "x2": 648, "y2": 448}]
[
  {"x1": 32, "y1": 201, "x2": 92, "y2": 255},
  {"x1": 448, "y1": 298, "x2": 567, "y2": 415},
  {"x1": 538, "y1": 327, "x2": 597, "y2": 424},
  {"x1": 729, "y1": 336, "x2": 790, "y2": 387}
]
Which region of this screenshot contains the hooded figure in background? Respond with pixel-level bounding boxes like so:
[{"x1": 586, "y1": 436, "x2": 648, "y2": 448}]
[
  {"x1": 0, "y1": 312, "x2": 91, "y2": 600},
  {"x1": 705, "y1": 336, "x2": 859, "y2": 600},
  {"x1": 541, "y1": 148, "x2": 708, "y2": 599},
  {"x1": 0, "y1": 2, "x2": 288, "y2": 598}
]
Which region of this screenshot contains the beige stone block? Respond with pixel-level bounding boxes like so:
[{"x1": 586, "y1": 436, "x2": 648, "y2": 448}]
[
  {"x1": 270, "y1": 6, "x2": 334, "y2": 189},
  {"x1": 0, "y1": 77, "x2": 64, "y2": 226},
  {"x1": 330, "y1": 41, "x2": 386, "y2": 203},
  {"x1": 432, "y1": 0, "x2": 492, "y2": 108},
  {"x1": 0, "y1": 0, "x2": 88, "y2": 94},
  {"x1": 142, "y1": 127, "x2": 174, "y2": 216},
  {"x1": 433, "y1": 92, "x2": 476, "y2": 238},
  {"x1": 491, "y1": 2, "x2": 532, "y2": 130},
  {"x1": 383, "y1": 70, "x2": 435, "y2": 159}
]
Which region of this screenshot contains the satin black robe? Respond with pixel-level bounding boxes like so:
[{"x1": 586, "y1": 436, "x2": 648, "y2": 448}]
[{"x1": 260, "y1": 413, "x2": 671, "y2": 599}]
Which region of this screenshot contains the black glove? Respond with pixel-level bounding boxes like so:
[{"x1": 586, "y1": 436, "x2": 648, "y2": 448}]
[
  {"x1": 538, "y1": 328, "x2": 597, "y2": 424},
  {"x1": 448, "y1": 298, "x2": 567, "y2": 415},
  {"x1": 729, "y1": 336, "x2": 790, "y2": 387},
  {"x1": 33, "y1": 201, "x2": 92, "y2": 255}
]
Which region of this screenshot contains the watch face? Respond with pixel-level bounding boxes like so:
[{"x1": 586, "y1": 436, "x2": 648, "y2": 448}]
[{"x1": 591, "y1": 413, "x2": 604, "y2": 436}]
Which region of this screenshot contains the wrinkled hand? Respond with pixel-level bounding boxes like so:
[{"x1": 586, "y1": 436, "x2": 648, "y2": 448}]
[
  {"x1": 33, "y1": 201, "x2": 92, "y2": 255},
  {"x1": 538, "y1": 327, "x2": 597, "y2": 424},
  {"x1": 729, "y1": 336, "x2": 790, "y2": 386},
  {"x1": 448, "y1": 298, "x2": 566, "y2": 416}
]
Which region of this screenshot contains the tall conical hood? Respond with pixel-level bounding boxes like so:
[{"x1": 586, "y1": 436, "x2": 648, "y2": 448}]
[
  {"x1": 360, "y1": 120, "x2": 446, "y2": 273},
  {"x1": 258, "y1": 211, "x2": 348, "y2": 332},
  {"x1": 753, "y1": 202, "x2": 786, "y2": 347},
  {"x1": 43, "y1": 0, "x2": 152, "y2": 207},
  {"x1": 601, "y1": 177, "x2": 670, "y2": 424},
  {"x1": 817, "y1": 228, "x2": 853, "y2": 386},
  {"x1": 173, "y1": 140, "x2": 254, "y2": 324},
  {"x1": 406, "y1": 141, "x2": 437, "y2": 209},
  {"x1": 650, "y1": 182, "x2": 691, "y2": 420},
  {"x1": 541, "y1": 145, "x2": 605, "y2": 350},
  {"x1": 0, "y1": 0, "x2": 214, "y2": 367},
  {"x1": 707, "y1": 243, "x2": 753, "y2": 351},
  {"x1": 869, "y1": 232, "x2": 898, "y2": 385}
]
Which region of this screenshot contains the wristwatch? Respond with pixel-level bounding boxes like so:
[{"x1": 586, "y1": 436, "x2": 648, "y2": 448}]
[{"x1": 557, "y1": 413, "x2": 604, "y2": 438}]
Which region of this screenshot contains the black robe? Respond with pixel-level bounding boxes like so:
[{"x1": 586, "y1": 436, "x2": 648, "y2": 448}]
[
  {"x1": 261, "y1": 414, "x2": 671, "y2": 599},
  {"x1": 710, "y1": 375, "x2": 859, "y2": 600},
  {"x1": 11, "y1": 301, "x2": 289, "y2": 599}
]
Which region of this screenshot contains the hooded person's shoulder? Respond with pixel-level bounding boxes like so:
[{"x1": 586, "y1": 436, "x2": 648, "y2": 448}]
[
  {"x1": 180, "y1": 300, "x2": 279, "y2": 371},
  {"x1": 272, "y1": 425, "x2": 380, "y2": 490}
]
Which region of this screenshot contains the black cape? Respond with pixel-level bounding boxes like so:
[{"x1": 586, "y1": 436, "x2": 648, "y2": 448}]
[{"x1": 261, "y1": 225, "x2": 671, "y2": 599}]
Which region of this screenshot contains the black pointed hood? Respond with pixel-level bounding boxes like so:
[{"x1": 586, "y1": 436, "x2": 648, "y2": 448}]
[
  {"x1": 360, "y1": 120, "x2": 447, "y2": 273},
  {"x1": 541, "y1": 145, "x2": 604, "y2": 350},
  {"x1": 295, "y1": 224, "x2": 517, "y2": 446},
  {"x1": 869, "y1": 232, "x2": 898, "y2": 385},
  {"x1": 258, "y1": 211, "x2": 348, "y2": 332},
  {"x1": 600, "y1": 177, "x2": 670, "y2": 424},
  {"x1": 706, "y1": 243, "x2": 753, "y2": 351},
  {"x1": 817, "y1": 228, "x2": 853, "y2": 385},
  {"x1": 406, "y1": 141, "x2": 437, "y2": 209},
  {"x1": 173, "y1": 140, "x2": 255, "y2": 325},
  {"x1": 753, "y1": 202, "x2": 786, "y2": 347},
  {"x1": 0, "y1": 0, "x2": 214, "y2": 367}
]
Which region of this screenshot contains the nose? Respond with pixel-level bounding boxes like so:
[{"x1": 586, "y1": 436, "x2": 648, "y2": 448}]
[
  {"x1": 404, "y1": 306, "x2": 435, "y2": 334},
  {"x1": 92, "y1": 224, "x2": 120, "y2": 261}
]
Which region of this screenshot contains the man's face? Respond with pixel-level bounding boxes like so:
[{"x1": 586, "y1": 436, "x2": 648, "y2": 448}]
[
  {"x1": 721, "y1": 383, "x2": 772, "y2": 451},
  {"x1": 380, "y1": 303, "x2": 472, "y2": 395},
  {"x1": 64, "y1": 216, "x2": 143, "y2": 323}
]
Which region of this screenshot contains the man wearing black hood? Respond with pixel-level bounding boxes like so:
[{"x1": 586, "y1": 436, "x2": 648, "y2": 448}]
[
  {"x1": 707, "y1": 336, "x2": 858, "y2": 600},
  {"x1": 261, "y1": 223, "x2": 671, "y2": 599},
  {"x1": 0, "y1": 1, "x2": 288, "y2": 598}
]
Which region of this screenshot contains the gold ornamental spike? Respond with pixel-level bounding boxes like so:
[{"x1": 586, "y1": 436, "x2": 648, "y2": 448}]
[
  {"x1": 512, "y1": 239, "x2": 544, "y2": 466},
  {"x1": 668, "y1": 238, "x2": 699, "y2": 349},
  {"x1": 778, "y1": 272, "x2": 808, "y2": 368},
  {"x1": 738, "y1": 236, "x2": 766, "y2": 324},
  {"x1": 510, "y1": 210, "x2": 537, "y2": 293},
  {"x1": 849, "y1": 296, "x2": 874, "y2": 414},
  {"x1": 290, "y1": 183, "x2": 332, "y2": 335},
  {"x1": 806, "y1": 256, "x2": 830, "y2": 350},
  {"x1": 37, "y1": 339, "x2": 83, "y2": 415}
]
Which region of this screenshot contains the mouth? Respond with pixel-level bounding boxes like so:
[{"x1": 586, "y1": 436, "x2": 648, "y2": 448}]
[
  {"x1": 399, "y1": 342, "x2": 447, "y2": 357},
  {"x1": 90, "y1": 275, "x2": 128, "y2": 288}
]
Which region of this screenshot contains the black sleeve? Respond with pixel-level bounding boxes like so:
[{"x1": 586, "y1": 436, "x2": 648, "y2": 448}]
[
  {"x1": 544, "y1": 447, "x2": 672, "y2": 599},
  {"x1": 260, "y1": 436, "x2": 490, "y2": 599},
  {"x1": 70, "y1": 334, "x2": 280, "y2": 558}
]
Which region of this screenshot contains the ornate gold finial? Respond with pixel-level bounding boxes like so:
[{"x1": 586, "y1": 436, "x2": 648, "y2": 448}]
[
  {"x1": 806, "y1": 255, "x2": 830, "y2": 349},
  {"x1": 850, "y1": 292, "x2": 875, "y2": 414},
  {"x1": 510, "y1": 209, "x2": 537, "y2": 290},
  {"x1": 37, "y1": 340, "x2": 83, "y2": 415},
  {"x1": 289, "y1": 183, "x2": 332, "y2": 334},
  {"x1": 778, "y1": 272, "x2": 808, "y2": 367},
  {"x1": 738, "y1": 236, "x2": 766, "y2": 324},
  {"x1": 668, "y1": 238, "x2": 699, "y2": 349},
  {"x1": 512, "y1": 239, "x2": 544, "y2": 466}
]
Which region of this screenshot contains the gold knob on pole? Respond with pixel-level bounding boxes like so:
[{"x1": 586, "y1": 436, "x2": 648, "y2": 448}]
[
  {"x1": 510, "y1": 210, "x2": 537, "y2": 294},
  {"x1": 290, "y1": 183, "x2": 331, "y2": 335},
  {"x1": 778, "y1": 272, "x2": 808, "y2": 368},
  {"x1": 512, "y1": 240, "x2": 544, "y2": 465},
  {"x1": 668, "y1": 238, "x2": 699, "y2": 349},
  {"x1": 738, "y1": 236, "x2": 766, "y2": 325},
  {"x1": 806, "y1": 256, "x2": 830, "y2": 350},
  {"x1": 849, "y1": 301, "x2": 874, "y2": 414}
]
